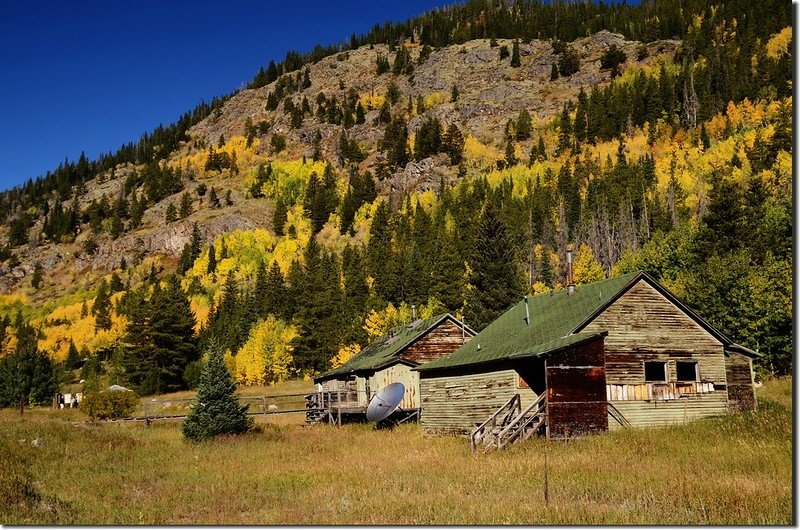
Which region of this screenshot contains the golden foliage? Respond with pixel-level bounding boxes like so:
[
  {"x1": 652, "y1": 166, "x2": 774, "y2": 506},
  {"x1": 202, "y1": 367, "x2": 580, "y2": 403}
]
[
  {"x1": 572, "y1": 244, "x2": 606, "y2": 285},
  {"x1": 172, "y1": 135, "x2": 262, "y2": 177},
  {"x1": 258, "y1": 159, "x2": 328, "y2": 204},
  {"x1": 766, "y1": 27, "x2": 792, "y2": 59},
  {"x1": 463, "y1": 135, "x2": 502, "y2": 171},
  {"x1": 363, "y1": 299, "x2": 445, "y2": 340},
  {"x1": 229, "y1": 317, "x2": 296, "y2": 386},
  {"x1": 37, "y1": 298, "x2": 127, "y2": 362},
  {"x1": 331, "y1": 343, "x2": 361, "y2": 369},
  {"x1": 359, "y1": 93, "x2": 385, "y2": 110}
]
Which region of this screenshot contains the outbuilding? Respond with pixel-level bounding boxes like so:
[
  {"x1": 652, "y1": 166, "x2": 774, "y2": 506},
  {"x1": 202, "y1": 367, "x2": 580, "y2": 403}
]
[
  {"x1": 314, "y1": 312, "x2": 475, "y2": 413},
  {"x1": 416, "y1": 271, "x2": 757, "y2": 443}
]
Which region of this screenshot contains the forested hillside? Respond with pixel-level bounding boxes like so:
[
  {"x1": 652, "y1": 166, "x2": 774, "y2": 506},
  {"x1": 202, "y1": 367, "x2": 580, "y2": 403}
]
[{"x1": 0, "y1": 0, "x2": 791, "y2": 405}]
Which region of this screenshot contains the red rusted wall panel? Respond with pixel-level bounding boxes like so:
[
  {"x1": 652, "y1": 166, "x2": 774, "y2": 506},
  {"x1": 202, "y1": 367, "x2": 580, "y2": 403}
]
[{"x1": 546, "y1": 338, "x2": 608, "y2": 438}]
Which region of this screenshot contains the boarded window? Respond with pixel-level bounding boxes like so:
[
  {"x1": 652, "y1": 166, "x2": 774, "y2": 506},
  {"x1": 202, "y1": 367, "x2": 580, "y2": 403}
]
[
  {"x1": 644, "y1": 361, "x2": 667, "y2": 382},
  {"x1": 676, "y1": 361, "x2": 699, "y2": 382}
]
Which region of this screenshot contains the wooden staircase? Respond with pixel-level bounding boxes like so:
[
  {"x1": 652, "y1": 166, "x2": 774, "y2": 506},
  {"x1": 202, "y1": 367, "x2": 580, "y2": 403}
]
[{"x1": 470, "y1": 393, "x2": 547, "y2": 453}]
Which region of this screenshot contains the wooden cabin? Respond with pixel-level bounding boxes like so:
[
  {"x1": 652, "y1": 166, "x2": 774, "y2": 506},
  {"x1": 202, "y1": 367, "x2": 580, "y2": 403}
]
[
  {"x1": 416, "y1": 271, "x2": 757, "y2": 440},
  {"x1": 314, "y1": 313, "x2": 475, "y2": 412}
]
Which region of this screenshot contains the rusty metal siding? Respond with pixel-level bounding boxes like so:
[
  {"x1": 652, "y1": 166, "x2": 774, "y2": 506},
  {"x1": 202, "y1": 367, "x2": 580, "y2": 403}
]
[
  {"x1": 419, "y1": 369, "x2": 536, "y2": 435},
  {"x1": 368, "y1": 364, "x2": 420, "y2": 409},
  {"x1": 725, "y1": 352, "x2": 757, "y2": 412},
  {"x1": 545, "y1": 338, "x2": 608, "y2": 438},
  {"x1": 607, "y1": 392, "x2": 728, "y2": 429},
  {"x1": 583, "y1": 279, "x2": 727, "y2": 385},
  {"x1": 401, "y1": 319, "x2": 472, "y2": 364}
]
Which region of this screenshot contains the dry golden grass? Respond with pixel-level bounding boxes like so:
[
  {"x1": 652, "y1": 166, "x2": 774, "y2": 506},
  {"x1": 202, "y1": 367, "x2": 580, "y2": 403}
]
[{"x1": 1, "y1": 377, "x2": 791, "y2": 524}]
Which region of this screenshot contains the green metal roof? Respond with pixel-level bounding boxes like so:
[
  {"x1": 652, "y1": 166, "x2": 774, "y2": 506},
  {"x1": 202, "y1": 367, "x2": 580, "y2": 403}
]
[
  {"x1": 418, "y1": 271, "x2": 643, "y2": 372},
  {"x1": 315, "y1": 313, "x2": 469, "y2": 382}
]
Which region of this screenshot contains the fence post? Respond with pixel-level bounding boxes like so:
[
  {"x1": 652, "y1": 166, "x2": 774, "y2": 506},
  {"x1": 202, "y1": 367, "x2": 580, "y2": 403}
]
[
  {"x1": 262, "y1": 396, "x2": 268, "y2": 416},
  {"x1": 144, "y1": 401, "x2": 150, "y2": 427}
]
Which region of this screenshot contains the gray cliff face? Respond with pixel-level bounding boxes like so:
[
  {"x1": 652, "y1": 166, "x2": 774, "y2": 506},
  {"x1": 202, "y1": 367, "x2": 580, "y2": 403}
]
[{"x1": 0, "y1": 32, "x2": 679, "y2": 293}]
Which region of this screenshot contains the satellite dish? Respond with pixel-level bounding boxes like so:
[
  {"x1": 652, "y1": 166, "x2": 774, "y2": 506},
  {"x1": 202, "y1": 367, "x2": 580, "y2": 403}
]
[{"x1": 366, "y1": 382, "x2": 405, "y2": 422}]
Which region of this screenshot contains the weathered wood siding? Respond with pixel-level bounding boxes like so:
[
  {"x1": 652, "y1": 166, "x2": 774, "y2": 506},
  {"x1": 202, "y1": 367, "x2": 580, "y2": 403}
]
[
  {"x1": 546, "y1": 338, "x2": 608, "y2": 438},
  {"x1": 402, "y1": 319, "x2": 472, "y2": 364},
  {"x1": 368, "y1": 364, "x2": 420, "y2": 409},
  {"x1": 607, "y1": 392, "x2": 728, "y2": 430},
  {"x1": 583, "y1": 279, "x2": 726, "y2": 385},
  {"x1": 420, "y1": 369, "x2": 536, "y2": 434},
  {"x1": 606, "y1": 382, "x2": 715, "y2": 401},
  {"x1": 726, "y1": 352, "x2": 757, "y2": 412},
  {"x1": 582, "y1": 279, "x2": 732, "y2": 428}
]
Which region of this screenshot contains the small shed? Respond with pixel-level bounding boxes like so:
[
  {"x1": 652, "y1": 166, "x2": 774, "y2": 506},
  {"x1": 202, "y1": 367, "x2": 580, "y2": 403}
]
[
  {"x1": 416, "y1": 271, "x2": 758, "y2": 440},
  {"x1": 314, "y1": 313, "x2": 475, "y2": 411}
]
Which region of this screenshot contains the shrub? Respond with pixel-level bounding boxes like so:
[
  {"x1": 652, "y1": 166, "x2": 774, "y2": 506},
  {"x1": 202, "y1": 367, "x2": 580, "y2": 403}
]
[{"x1": 83, "y1": 390, "x2": 137, "y2": 420}]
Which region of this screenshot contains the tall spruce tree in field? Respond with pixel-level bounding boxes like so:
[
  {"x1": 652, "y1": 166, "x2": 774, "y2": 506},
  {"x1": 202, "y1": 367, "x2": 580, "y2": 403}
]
[
  {"x1": 182, "y1": 340, "x2": 251, "y2": 442},
  {"x1": 465, "y1": 203, "x2": 524, "y2": 331}
]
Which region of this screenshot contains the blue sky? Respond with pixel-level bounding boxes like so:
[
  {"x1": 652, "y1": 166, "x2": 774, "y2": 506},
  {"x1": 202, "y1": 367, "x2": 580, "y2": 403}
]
[{"x1": 0, "y1": 1, "x2": 449, "y2": 191}]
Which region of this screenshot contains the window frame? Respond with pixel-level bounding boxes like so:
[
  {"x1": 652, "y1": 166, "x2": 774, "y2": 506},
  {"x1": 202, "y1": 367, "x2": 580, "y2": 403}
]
[
  {"x1": 676, "y1": 360, "x2": 700, "y2": 382},
  {"x1": 643, "y1": 360, "x2": 668, "y2": 383}
]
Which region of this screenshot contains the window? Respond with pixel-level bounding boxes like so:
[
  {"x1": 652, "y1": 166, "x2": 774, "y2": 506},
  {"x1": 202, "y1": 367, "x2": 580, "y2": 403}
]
[
  {"x1": 644, "y1": 361, "x2": 667, "y2": 382},
  {"x1": 676, "y1": 361, "x2": 699, "y2": 382}
]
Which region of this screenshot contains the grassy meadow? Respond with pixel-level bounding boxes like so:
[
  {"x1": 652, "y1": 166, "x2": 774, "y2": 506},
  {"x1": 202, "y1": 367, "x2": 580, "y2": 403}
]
[{"x1": 1, "y1": 377, "x2": 792, "y2": 525}]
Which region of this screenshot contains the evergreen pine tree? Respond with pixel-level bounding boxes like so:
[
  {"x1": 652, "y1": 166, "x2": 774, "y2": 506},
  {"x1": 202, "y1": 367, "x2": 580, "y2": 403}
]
[
  {"x1": 516, "y1": 110, "x2": 532, "y2": 140},
  {"x1": 179, "y1": 191, "x2": 193, "y2": 218},
  {"x1": 65, "y1": 339, "x2": 80, "y2": 371},
  {"x1": 93, "y1": 279, "x2": 112, "y2": 332},
  {"x1": 207, "y1": 244, "x2": 217, "y2": 275},
  {"x1": 0, "y1": 315, "x2": 57, "y2": 413},
  {"x1": 451, "y1": 85, "x2": 460, "y2": 102},
  {"x1": 700, "y1": 123, "x2": 711, "y2": 150},
  {"x1": 265, "y1": 260, "x2": 288, "y2": 319},
  {"x1": 273, "y1": 197, "x2": 288, "y2": 236},
  {"x1": 165, "y1": 202, "x2": 177, "y2": 223},
  {"x1": 550, "y1": 63, "x2": 559, "y2": 80},
  {"x1": 431, "y1": 230, "x2": 466, "y2": 311},
  {"x1": 355, "y1": 101, "x2": 366, "y2": 124},
  {"x1": 442, "y1": 123, "x2": 465, "y2": 165},
  {"x1": 510, "y1": 39, "x2": 521, "y2": 67},
  {"x1": 182, "y1": 340, "x2": 251, "y2": 442},
  {"x1": 148, "y1": 274, "x2": 198, "y2": 392},
  {"x1": 465, "y1": 203, "x2": 524, "y2": 331},
  {"x1": 504, "y1": 138, "x2": 518, "y2": 167},
  {"x1": 109, "y1": 272, "x2": 124, "y2": 293},
  {"x1": 31, "y1": 262, "x2": 43, "y2": 290},
  {"x1": 179, "y1": 223, "x2": 203, "y2": 274}
]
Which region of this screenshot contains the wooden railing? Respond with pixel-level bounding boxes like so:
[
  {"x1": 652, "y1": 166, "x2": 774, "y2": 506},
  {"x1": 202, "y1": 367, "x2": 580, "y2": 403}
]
[
  {"x1": 495, "y1": 393, "x2": 547, "y2": 450},
  {"x1": 470, "y1": 394, "x2": 521, "y2": 453}
]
